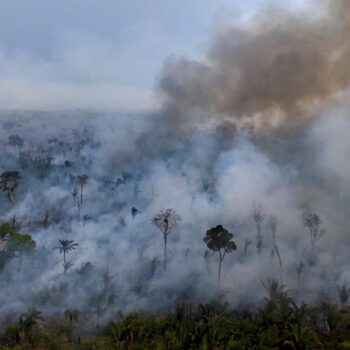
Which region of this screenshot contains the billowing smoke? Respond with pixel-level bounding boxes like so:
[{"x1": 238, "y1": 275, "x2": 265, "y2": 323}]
[
  {"x1": 0, "y1": 0, "x2": 350, "y2": 329},
  {"x1": 159, "y1": 0, "x2": 350, "y2": 132}
]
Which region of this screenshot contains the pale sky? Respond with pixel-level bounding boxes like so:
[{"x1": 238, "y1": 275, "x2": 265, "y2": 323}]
[{"x1": 0, "y1": 0, "x2": 308, "y2": 112}]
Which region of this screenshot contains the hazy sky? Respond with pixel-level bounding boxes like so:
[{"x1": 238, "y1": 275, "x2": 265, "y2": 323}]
[{"x1": 0, "y1": 0, "x2": 307, "y2": 112}]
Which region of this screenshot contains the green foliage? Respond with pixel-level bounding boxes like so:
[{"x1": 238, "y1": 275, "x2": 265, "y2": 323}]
[
  {"x1": 6, "y1": 234, "x2": 36, "y2": 255},
  {"x1": 0, "y1": 221, "x2": 36, "y2": 269},
  {"x1": 0, "y1": 223, "x2": 17, "y2": 239},
  {"x1": 1, "y1": 296, "x2": 350, "y2": 349}
]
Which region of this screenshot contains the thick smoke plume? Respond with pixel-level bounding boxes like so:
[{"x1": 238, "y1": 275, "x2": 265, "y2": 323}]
[
  {"x1": 0, "y1": 0, "x2": 350, "y2": 330},
  {"x1": 159, "y1": 0, "x2": 350, "y2": 131}
]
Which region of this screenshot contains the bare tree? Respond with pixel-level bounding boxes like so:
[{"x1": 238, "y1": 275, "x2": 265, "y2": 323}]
[
  {"x1": 0, "y1": 171, "x2": 21, "y2": 203},
  {"x1": 101, "y1": 250, "x2": 114, "y2": 289},
  {"x1": 10, "y1": 215, "x2": 20, "y2": 231},
  {"x1": 72, "y1": 175, "x2": 89, "y2": 220},
  {"x1": 244, "y1": 238, "x2": 252, "y2": 257},
  {"x1": 251, "y1": 203, "x2": 266, "y2": 254},
  {"x1": 151, "y1": 209, "x2": 180, "y2": 270},
  {"x1": 42, "y1": 210, "x2": 49, "y2": 228},
  {"x1": 71, "y1": 186, "x2": 78, "y2": 204},
  {"x1": 90, "y1": 292, "x2": 105, "y2": 328},
  {"x1": 203, "y1": 225, "x2": 237, "y2": 289},
  {"x1": 302, "y1": 213, "x2": 324, "y2": 265}
]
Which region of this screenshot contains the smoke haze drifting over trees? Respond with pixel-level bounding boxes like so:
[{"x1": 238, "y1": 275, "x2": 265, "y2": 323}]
[{"x1": 1, "y1": 0, "x2": 350, "y2": 347}]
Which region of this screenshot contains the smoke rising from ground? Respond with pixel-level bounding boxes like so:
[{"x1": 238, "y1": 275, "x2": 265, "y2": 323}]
[
  {"x1": 0, "y1": 0, "x2": 350, "y2": 328},
  {"x1": 0, "y1": 106, "x2": 350, "y2": 324}
]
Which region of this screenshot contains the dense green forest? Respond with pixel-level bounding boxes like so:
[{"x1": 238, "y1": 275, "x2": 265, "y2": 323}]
[{"x1": 2, "y1": 281, "x2": 350, "y2": 349}]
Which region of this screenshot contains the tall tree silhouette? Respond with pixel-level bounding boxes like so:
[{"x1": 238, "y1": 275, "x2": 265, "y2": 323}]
[
  {"x1": 90, "y1": 292, "x2": 107, "y2": 328},
  {"x1": 55, "y1": 240, "x2": 79, "y2": 274},
  {"x1": 269, "y1": 215, "x2": 283, "y2": 283},
  {"x1": 244, "y1": 238, "x2": 252, "y2": 258},
  {"x1": 251, "y1": 203, "x2": 266, "y2": 254},
  {"x1": 302, "y1": 213, "x2": 324, "y2": 265},
  {"x1": 151, "y1": 209, "x2": 180, "y2": 270},
  {"x1": 203, "y1": 225, "x2": 237, "y2": 288},
  {"x1": 72, "y1": 175, "x2": 88, "y2": 220}
]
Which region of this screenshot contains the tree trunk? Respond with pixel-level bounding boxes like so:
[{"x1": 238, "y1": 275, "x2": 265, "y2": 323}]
[
  {"x1": 7, "y1": 190, "x2": 14, "y2": 203},
  {"x1": 63, "y1": 251, "x2": 66, "y2": 275},
  {"x1": 310, "y1": 233, "x2": 314, "y2": 265},
  {"x1": 80, "y1": 185, "x2": 83, "y2": 209},
  {"x1": 164, "y1": 236, "x2": 167, "y2": 270},
  {"x1": 218, "y1": 254, "x2": 222, "y2": 289}
]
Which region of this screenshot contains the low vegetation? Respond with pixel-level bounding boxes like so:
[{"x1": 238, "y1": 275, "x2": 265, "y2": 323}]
[{"x1": 1, "y1": 281, "x2": 350, "y2": 349}]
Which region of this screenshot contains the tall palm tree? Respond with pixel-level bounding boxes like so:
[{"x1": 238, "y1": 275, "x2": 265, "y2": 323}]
[{"x1": 55, "y1": 239, "x2": 78, "y2": 274}]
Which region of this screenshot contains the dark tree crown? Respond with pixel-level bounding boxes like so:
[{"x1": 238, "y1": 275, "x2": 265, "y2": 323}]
[{"x1": 203, "y1": 225, "x2": 237, "y2": 253}]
